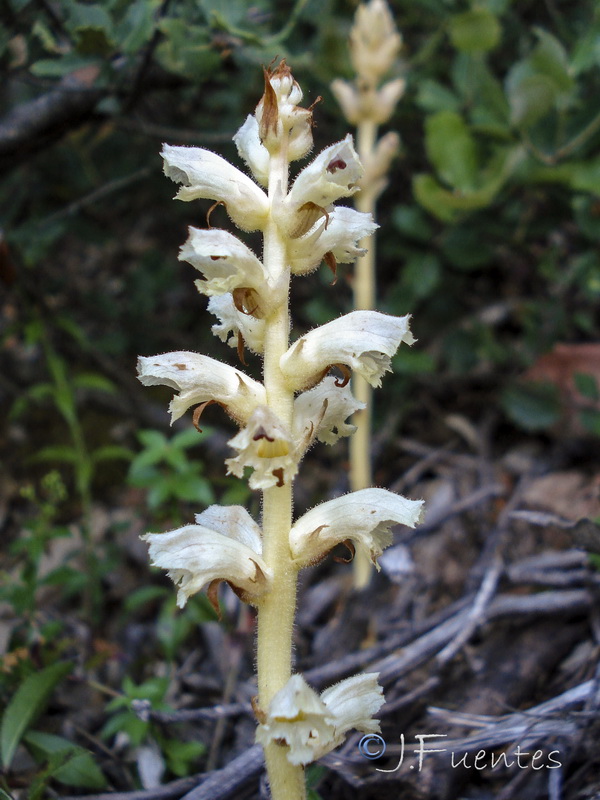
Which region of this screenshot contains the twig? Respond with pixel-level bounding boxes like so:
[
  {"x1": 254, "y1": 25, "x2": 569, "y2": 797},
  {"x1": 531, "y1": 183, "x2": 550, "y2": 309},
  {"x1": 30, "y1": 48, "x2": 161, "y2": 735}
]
[
  {"x1": 179, "y1": 746, "x2": 264, "y2": 800},
  {"x1": 436, "y1": 558, "x2": 503, "y2": 666},
  {"x1": 142, "y1": 702, "x2": 251, "y2": 724},
  {"x1": 402, "y1": 482, "x2": 506, "y2": 540},
  {"x1": 40, "y1": 167, "x2": 152, "y2": 226},
  {"x1": 374, "y1": 589, "x2": 591, "y2": 684}
]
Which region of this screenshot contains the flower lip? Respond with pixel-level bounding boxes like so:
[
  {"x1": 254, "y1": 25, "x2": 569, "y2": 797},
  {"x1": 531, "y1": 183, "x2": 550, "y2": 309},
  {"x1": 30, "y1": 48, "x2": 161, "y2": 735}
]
[
  {"x1": 288, "y1": 206, "x2": 377, "y2": 275},
  {"x1": 178, "y1": 227, "x2": 268, "y2": 300},
  {"x1": 142, "y1": 506, "x2": 270, "y2": 608},
  {"x1": 161, "y1": 144, "x2": 269, "y2": 232},
  {"x1": 293, "y1": 376, "x2": 365, "y2": 449},
  {"x1": 289, "y1": 487, "x2": 424, "y2": 568},
  {"x1": 137, "y1": 351, "x2": 266, "y2": 425},
  {"x1": 280, "y1": 310, "x2": 415, "y2": 392},
  {"x1": 285, "y1": 135, "x2": 363, "y2": 215}
]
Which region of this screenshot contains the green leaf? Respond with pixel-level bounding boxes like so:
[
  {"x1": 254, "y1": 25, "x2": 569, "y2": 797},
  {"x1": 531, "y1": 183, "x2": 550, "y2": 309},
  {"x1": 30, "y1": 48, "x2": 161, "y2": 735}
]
[
  {"x1": 156, "y1": 20, "x2": 221, "y2": 82},
  {"x1": 1, "y1": 661, "x2": 72, "y2": 769},
  {"x1": 171, "y1": 427, "x2": 210, "y2": 449},
  {"x1": 501, "y1": 382, "x2": 562, "y2": 431},
  {"x1": 72, "y1": 373, "x2": 116, "y2": 393},
  {"x1": 529, "y1": 28, "x2": 574, "y2": 92},
  {"x1": 24, "y1": 731, "x2": 107, "y2": 790},
  {"x1": 29, "y1": 445, "x2": 78, "y2": 464},
  {"x1": 507, "y1": 73, "x2": 557, "y2": 127},
  {"x1": 425, "y1": 111, "x2": 478, "y2": 191},
  {"x1": 449, "y1": 8, "x2": 501, "y2": 53},
  {"x1": 66, "y1": 2, "x2": 116, "y2": 55},
  {"x1": 415, "y1": 79, "x2": 460, "y2": 113},
  {"x1": 116, "y1": 0, "x2": 160, "y2": 54},
  {"x1": 413, "y1": 174, "x2": 493, "y2": 222},
  {"x1": 91, "y1": 445, "x2": 133, "y2": 463},
  {"x1": 505, "y1": 28, "x2": 575, "y2": 127},
  {"x1": 124, "y1": 586, "x2": 169, "y2": 613},
  {"x1": 574, "y1": 373, "x2": 600, "y2": 401},
  {"x1": 571, "y1": 21, "x2": 600, "y2": 74}
]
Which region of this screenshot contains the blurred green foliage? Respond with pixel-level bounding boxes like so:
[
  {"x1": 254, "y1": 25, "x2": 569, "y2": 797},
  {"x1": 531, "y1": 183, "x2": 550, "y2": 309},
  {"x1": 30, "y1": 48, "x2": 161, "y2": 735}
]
[{"x1": 3, "y1": 0, "x2": 600, "y2": 437}]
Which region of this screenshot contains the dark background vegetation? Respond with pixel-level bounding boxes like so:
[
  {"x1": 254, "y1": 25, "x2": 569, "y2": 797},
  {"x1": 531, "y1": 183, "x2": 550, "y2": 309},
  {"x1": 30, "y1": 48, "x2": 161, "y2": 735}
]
[{"x1": 1, "y1": 0, "x2": 600, "y2": 797}]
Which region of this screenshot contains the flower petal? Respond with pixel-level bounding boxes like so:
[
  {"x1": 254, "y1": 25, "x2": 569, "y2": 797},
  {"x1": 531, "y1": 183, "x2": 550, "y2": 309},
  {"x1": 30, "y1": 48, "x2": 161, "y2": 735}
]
[
  {"x1": 233, "y1": 115, "x2": 271, "y2": 187},
  {"x1": 293, "y1": 376, "x2": 365, "y2": 447},
  {"x1": 288, "y1": 207, "x2": 377, "y2": 275},
  {"x1": 207, "y1": 294, "x2": 266, "y2": 354},
  {"x1": 137, "y1": 351, "x2": 266, "y2": 424},
  {"x1": 321, "y1": 673, "x2": 384, "y2": 739},
  {"x1": 330, "y1": 79, "x2": 361, "y2": 125},
  {"x1": 142, "y1": 521, "x2": 270, "y2": 607},
  {"x1": 179, "y1": 227, "x2": 268, "y2": 299},
  {"x1": 225, "y1": 406, "x2": 298, "y2": 490},
  {"x1": 280, "y1": 310, "x2": 415, "y2": 391},
  {"x1": 283, "y1": 136, "x2": 363, "y2": 223},
  {"x1": 162, "y1": 144, "x2": 269, "y2": 232},
  {"x1": 194, "y1": 505, "x2": 263, "y2": 554},
  {"x1": 255, "y1": 674, "x2": 335, "y2": 766},
  {"x1": 289, "y1": 487, "x2": 424, "y2": 568}
]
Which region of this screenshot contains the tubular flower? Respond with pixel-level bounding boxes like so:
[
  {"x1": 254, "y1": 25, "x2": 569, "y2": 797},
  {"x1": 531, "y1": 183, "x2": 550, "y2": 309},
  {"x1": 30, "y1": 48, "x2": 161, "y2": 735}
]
[
  {"x1": 225, "y1": 406, "x2": 298, "y2": 490},
  {"x1": 233, "y1": 114, "x2": 270, "y2": 187},
  {"x1": 137, "y1": 352, "x2": 266, "y2": 424},
  {"x1": 280, "y1": 310, "x2": 415, "y2": 391},
  {"x1": 293, "y1": 377, "x2": 365, "y2": 448},
  {"x1": 207, "y1": 294, "x2": 266, "y2": 355},
  {"x1": 179, "y1": 228, "x2": 269, "y2": 303},
  {"x1": 255, "y1": 673, "x2": 384, "y2": 766},
  {"x1": 289, "y1": 488, "x2": 424, "y2": 568},
  {"x1": 162, "y1": 144, "x2": 269, "y2": 232},
  {"x1": 287, "y1": 207, "x2": 378, "y2": 276},
  {"x1": 142, "y1": 506, "x2": 270, "y2": 608}
]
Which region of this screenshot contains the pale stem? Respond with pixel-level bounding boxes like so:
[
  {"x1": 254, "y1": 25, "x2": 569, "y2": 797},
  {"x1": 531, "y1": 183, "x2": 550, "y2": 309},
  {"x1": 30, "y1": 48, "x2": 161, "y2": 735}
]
[
  {"x1": 351, "y1": 117, "x2": 378, "y2": 589},
  {"x1": 256, "y1": 141, "x2": 306, "y2": 799}
]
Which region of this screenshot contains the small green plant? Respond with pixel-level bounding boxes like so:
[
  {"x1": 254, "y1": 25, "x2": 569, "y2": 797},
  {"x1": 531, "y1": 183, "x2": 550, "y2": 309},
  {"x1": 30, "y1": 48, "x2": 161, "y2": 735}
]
[
  {"x1": 0, "y1": 661, "x2": 106, "y2": 796},
  {"x1": 10, "y1": 317, "x2": 132, "y2": 617},
  {"x1": 128, "y1": 428, "x2": 216, "y2": 518},
  {"x1": 0, "y1": 471, "x2": 73, "y2": 619},
  {"x1": 102, "y1": 676, "x2": 205, "y2": 780}
]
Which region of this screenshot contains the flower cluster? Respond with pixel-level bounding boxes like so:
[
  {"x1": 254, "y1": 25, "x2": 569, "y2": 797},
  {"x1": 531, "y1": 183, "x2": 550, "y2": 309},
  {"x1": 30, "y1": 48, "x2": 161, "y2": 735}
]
[
  {"x1": 138, "y1": 60, "x2": 422, "y2": 775},
  {"x1": 256, "y1": 673, "x2": 384, "y2": 765}
]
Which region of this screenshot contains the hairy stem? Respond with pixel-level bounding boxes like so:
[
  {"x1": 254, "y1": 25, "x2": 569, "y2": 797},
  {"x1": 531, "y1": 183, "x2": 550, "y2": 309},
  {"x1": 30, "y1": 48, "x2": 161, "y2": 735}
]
[{"x1": 256, "y1": 143, "x2": 306, "y2": 799}]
